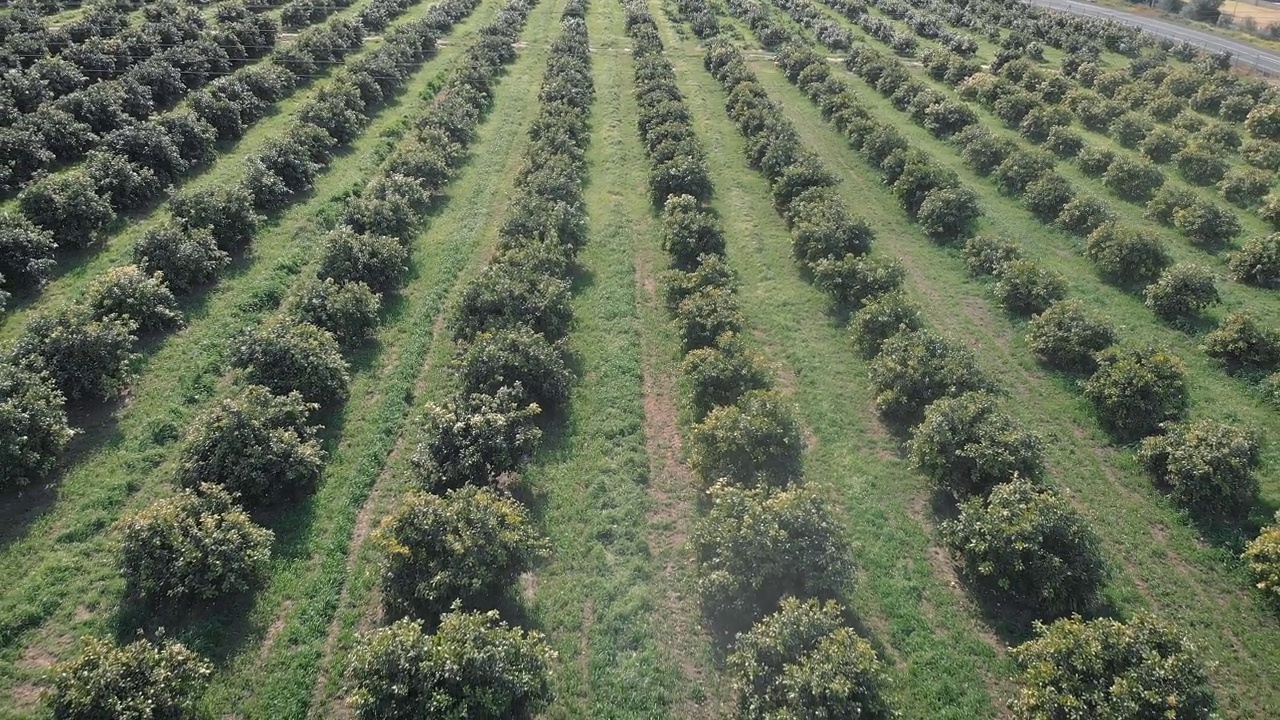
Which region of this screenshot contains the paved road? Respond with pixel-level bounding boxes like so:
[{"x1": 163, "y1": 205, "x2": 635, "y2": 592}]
[{"x1": 1025, "y1": 0, "x2": 1280, "y2": 75}]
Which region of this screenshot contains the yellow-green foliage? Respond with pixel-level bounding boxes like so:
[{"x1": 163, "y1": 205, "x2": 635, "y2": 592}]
[
  {"x1": 1244, "y1": 513, "x2": 1280, "y2": 604},
  {"x1": 349, "y1": 612, "x2": 554, "y2": 720},
  {"x1": 1011, "y1": 613, "x2": 1214, "y2": 720},
  {"x1": 728, "y1": 598, "x2": 893, "y2": 720},
  {"x1": 48, "y1": 636, "x2": 212, "y2": 720},
  {"x1": 374, "y1": 486, "x2": 547, "y2": 619}
]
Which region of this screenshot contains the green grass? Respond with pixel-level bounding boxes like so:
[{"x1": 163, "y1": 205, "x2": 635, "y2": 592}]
[
  {"x1": 515, "y1": 1, "x2": 692, "y2": 715},
  {"x1": 691, "y1": 5, "x2": 1280, "y2": 714},
  {"x1": 0, "y1": 1, "x2": 513, "y2": 715}
]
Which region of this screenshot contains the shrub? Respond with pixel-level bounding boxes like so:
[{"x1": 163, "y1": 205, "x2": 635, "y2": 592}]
[
  {"x1": 660, "y1": 194, "x2": 723, "y2": 269},
  {"x1": 994, "y1": 91, "x2": 1039, "y2": 127},
  {"x1": 132, "y1": 224, "x2": 229, "y2": 294},
  {"x1": 727, "y1": 598, "x2": 893, "y2": 720},
  {"x1": 917, "y1": 186, "x2": 981, "y2": 243},
  {"x1": 963, "y1": 235, "x2": 1023, "y2": 276},
  {"x1": 1242, "y1": 139, "x2": 1280, "y2": 170},
  {"x1": 231, "y1": 319, "x2": 349, "y2": 405},
  {"x1": 1148, "y1": 93, "x2": 1186, "y2": 122},
  {"x1": 868, "y1": 329, "x2": 991, "y2": 424},
  {"x1": 1010, "y1": 614, "x2": 1215, "y2": 720},
  {"x1": 788, "y1": 191, "x2": 873, "y2": 262},
  {"x1": 661, "y1": 254, "x2": 736, "y2": 312},
  {"x1": 1174, "y1": 142, "x2": 1229, "y2": 185},
  {"x1": 944, "y1": 479, "x2": 1105, "y2": 617},
  {"x1": 650, "y1": 150, "x2": 711, "y2": 206},
  {"x1": 452, "y1": 264, "x2": 572, "y2": 343},
  {"x1": 83, "y1": 153, "x2": 159, "y2": 213},
  {"x1": 83, "y1": 265, "x2": 182, "y2": 332},
  {"x1": 1084, "y1": 223, "x2": 1171, "y2": 286},
  {"x1": 175, "y1": 385, "x2": 324, "y2": 505},
  {"x1": 1043, "y1": 126, "x2": 1083, "y2": 159},
  {"x1": 673, "y1": 285, "x2": 744, "y2": 352},
  {"x1": 1108, "y1": 111, "x2": 1152, "y2": 147},
  {"x1": 47, "y1": 636, "x2": 212, "y2": 720},
  {"x1": 11, "y1": 309, "x2": 137, "y2": 402},
  {"x1": 808, "y1": 254, "x2": 904, "y2": 308},
  {"x1": 1244, "y1": 102, "x2": 1280, "y2": 140},
  {"x1": 1140, "y1": 126, "x2": 1187, "y2": 163},
  {"x1": 1101, "y1": 156, "x2": 1164, "y2": 202},
  {"x1": 1019, "y1": 105, "x2": 1072, "y2": 143},
  {"x1": 375, "y1": 486, "x2": 547, "y2": 620},
  {"x1": 957, "y1": 126, "x2": 1015, "y2": 175},
  {"x1": 1022, "y1": 173, "x2": 1074, "y2": 221},
  {"x1": 283, "y1": 277, "x2": 380, "y2": 349},
  {"x1": 1218, "y1": 95, "x2": 1254, "y2": 123},
  {"x1": 862, "y1": 124, "x2": 909, "y2": 167},
  {"x1": 1139, "y1": 420, "x2": 1261, "y2": 514},
  {"x1": 1264, "y1": 372, "x2": 1280, "y2": 410},
  {"x1": 1227, "y1": 233, "x2": 1280, "y2": 287},
  {"x1": 694, "y1": 481, "x2": 852, "y2": 627},
  {"x1": 1244, "y1": 513, "x2": 1280, "y2": 604},
  {"x1": 1201, "y1": 311, "x2": 1280, "y2": 371},
  {"x1": 1075, "y1": 146, "x2": 1115, "y2": 178},
  {"x1": 348, "y1": 613, "x2": 554, "y2": 720},
  {"x1": 909, "y1": 392, "x2": 1044, "y2": 499},
  {"x1": 454, "y1": 327, "x2": 570, "y2": 411},
  {"x1": 771, "y1": 154, "x2": 835, "y2": 208},
  {"x1": 1197, "y1": 120, "x2": 1241, "y2": 149},
  {"x1": 993, "y1": 149, "x2": 1054, "y2": 196},
  {"x1": 119, "y1": 484, "x2": 273, "y2": 604},
  {"x1": 923, "y1": 98, "x2": 977, "y2": 138},
  {"x1": 1145, "y1": 184, "x2": 1198, "y2": 225},
  {"x1": 18, "y1": 171, "x2": 114, "y2": 249},
  {"x1": 1217, "y1": 167, "x2": 1272, "y2": 208},
  {"x1": 1083, "y1": 345, "x2": 1189, "y2": 441},
  {"x1": 992, "y1": 260, "x2": 1067, "y2": 315},
  {"x1": 0, "y1": 213, "x2": 56, "y2": 289},
  {"x1": 413, "y1": 387, "x2": 542, "y2": 490},
  {"x1": 681, "y1": 332, "x2": 772, "y2": 419},
  {"x1": 1144, "y1": 263, "x2": 1220, "y2": 322},
  {"x1": 849, "y1": 290, "x2": 923, "y2": 359},
  {"x1": 1056, "y1": 195, "x2": 1116, "y2": 236},
  {"x1": 1265, "y1": 193, "x2": 1280, "y2": 230},
  {"x1": 316, "y1": 228, "x2": 407, "y2": 293},
  {"x1": 1026, "y1": 299, "x2": 1117, "y2": 373},
  {"x1": 1172, "y1": 109, "x2": 1205, "y2": 133},
  {"x1": 0, "y1": 366, "x2": 72, "y2": 492},
  {"x1": 689, "y1": 389, "x2": 804, "y2": 489},
  {"x1": 341, "y1": 184, "x2": 421, "y2": 241}
]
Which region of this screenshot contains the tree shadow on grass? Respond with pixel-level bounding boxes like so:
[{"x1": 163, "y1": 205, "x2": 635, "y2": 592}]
[
  {"x1": 0, "y1": 392, "x2": 127, "y2": 551},
  {"x1": 114, "y1": 590, "x2": 259, "y2": 668},
  {"x1": 1157, "y1": 312, "x2": 1218, "y2": 336},
  {"x1": 962, "y1": 578, "x2": 1121, "y2": 648},
  {"x1": 1181, "y1": 494, "x2": 1280, "y2": 556},
  {"x1": 512, "y1": 410, "x2": 575, "y2": 532}
]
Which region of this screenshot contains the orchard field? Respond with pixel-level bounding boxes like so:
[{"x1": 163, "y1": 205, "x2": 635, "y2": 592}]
[{"x1": 1, "y1": 0, "x2": 1279, "y2": 716}]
